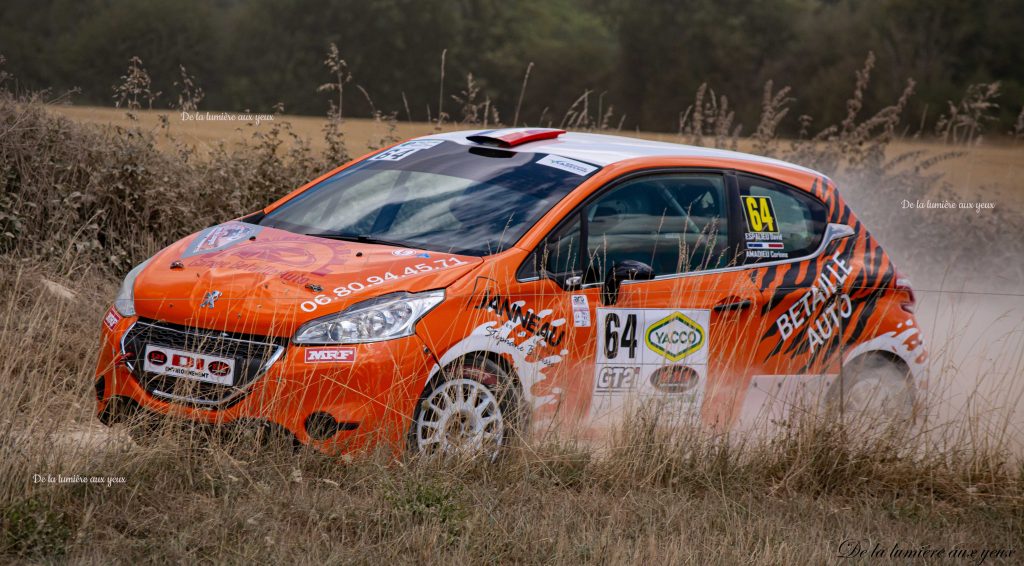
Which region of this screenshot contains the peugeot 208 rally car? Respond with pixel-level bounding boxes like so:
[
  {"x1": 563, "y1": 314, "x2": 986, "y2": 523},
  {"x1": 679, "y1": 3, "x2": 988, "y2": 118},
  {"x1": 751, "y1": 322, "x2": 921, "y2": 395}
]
[{"x1": 95, "y1": 128, "x2": 927, "y2": 458}]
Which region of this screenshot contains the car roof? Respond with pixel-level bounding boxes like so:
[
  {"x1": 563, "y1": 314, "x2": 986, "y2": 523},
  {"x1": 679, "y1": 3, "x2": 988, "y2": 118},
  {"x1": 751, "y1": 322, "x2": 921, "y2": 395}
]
[{"x1": 422, "y1": 129, "x2": 824, "y2": 178}]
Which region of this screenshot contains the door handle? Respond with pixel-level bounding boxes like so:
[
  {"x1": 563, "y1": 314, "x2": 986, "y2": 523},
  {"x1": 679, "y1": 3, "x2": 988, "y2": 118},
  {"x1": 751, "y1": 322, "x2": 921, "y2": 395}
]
[{"x1": 713, "y1": 299, "x2": 752, "y2": 312}]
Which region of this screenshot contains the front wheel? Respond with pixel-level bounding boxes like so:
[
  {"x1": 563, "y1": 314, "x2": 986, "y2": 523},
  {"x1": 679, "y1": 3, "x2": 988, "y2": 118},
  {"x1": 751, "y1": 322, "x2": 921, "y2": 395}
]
[{"x1": 410, "y1": 357, "x2": 520, "y2": 461}]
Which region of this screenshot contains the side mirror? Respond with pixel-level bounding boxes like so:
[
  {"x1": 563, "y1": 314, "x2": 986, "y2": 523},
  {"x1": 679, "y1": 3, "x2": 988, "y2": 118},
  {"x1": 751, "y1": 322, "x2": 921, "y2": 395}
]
[
  {"x1": 550, "y1": 273, "x2": 582, "y2": 291},
  {"x1": 601, "y1": 260, "x2": 655, "y2": 306}
]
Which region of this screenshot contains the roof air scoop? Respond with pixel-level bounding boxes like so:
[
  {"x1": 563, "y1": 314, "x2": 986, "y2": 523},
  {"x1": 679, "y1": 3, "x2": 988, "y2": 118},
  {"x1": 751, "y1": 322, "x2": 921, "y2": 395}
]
[{"x1": 466, "y1": 128, "x2": 566, "y2": 148}]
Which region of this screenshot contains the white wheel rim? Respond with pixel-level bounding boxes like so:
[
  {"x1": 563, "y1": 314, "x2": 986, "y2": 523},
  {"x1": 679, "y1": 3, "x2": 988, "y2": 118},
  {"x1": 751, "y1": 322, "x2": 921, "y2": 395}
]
[
  {"x1": 416, "y1": 378, "x2": 505, "y2": 459},
  {"x1": 845, "y1": 376, "x2": 907, "y2": 418}
]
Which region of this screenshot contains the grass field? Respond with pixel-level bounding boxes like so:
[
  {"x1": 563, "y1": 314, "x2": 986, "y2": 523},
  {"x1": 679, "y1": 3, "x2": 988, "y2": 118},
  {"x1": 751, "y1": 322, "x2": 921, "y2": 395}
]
[
  {"x1": 2, "y1": 99, "x2": 1022, "y2": 564},
  {"x1": 49, "y1": 105, "x2": 1024, "y2": 212}
]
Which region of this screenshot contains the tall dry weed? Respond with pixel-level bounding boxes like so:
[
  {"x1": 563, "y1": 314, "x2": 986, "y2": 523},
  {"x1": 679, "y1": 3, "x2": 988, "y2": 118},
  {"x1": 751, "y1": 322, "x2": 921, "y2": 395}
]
[{"x1": 1, "y1": 47, "x2": 1023, "y2": 562}]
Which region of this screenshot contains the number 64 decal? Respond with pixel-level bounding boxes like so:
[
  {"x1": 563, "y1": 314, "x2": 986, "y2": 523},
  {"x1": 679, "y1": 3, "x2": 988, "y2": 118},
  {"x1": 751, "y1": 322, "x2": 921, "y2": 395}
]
[{"x1": 603, "y1": 312, "x2": 638, "y2": 360}]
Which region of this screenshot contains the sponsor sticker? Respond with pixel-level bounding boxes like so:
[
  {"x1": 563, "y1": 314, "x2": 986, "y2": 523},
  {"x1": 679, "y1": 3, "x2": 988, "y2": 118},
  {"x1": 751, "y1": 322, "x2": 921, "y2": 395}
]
[
  {"x1": 183, "y1": 222, "x2": 261, "y2": 257},
  {"x1": 595, "y1": 309, "x2": 709, "y2": 380},
  {"x1": 473, "y1": 290, "x2": 565, "y2": 347},
  {"x1": 571, "y1": 294, "x2": 591, "y2": 327},
  {"x1": 594, "y1": 366, "x2": 642, "y2": 395},
  {"x1": 304, "y1": 346, "x2": 356, "y2": 364},
  {"x1": 645, "y1": 311, "x2": 705, "y2": 363},
  {"x1": 369, "y1": 139, "x2": 443, "y2": 161},
  {"x1": 392, "y1": 249, "x2": 417, "y2": 256},
  {"x1": 142, "y1": 345, "x2": 235, "y2": 386},
  {"x1": 590, "y1": 308, "x2": 710, "y2": 421},
  {"x1": 103, "y1": 307, "x2": 121, "y2": 330},
  {"x1": 536, "y1": 154, "x2": 598, "y2": 176},
  {"x1": 775, "y1": 253, "x2": 855, "y2": 353},
  {"x1": 649, "y1": 365, "x2": 699, "y2": 393}
]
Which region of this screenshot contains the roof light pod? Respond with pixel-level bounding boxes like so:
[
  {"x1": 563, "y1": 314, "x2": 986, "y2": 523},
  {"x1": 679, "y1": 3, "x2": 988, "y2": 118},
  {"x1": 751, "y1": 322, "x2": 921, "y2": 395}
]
[{"x1": 466, "y1": 128, "x2": 566, "y2": 148}]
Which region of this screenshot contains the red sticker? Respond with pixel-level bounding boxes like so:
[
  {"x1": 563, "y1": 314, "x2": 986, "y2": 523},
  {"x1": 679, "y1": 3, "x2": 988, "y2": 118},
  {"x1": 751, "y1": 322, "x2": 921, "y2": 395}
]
[{"x1": 103, "y1": 307, "x2": 122, "y2": 330}]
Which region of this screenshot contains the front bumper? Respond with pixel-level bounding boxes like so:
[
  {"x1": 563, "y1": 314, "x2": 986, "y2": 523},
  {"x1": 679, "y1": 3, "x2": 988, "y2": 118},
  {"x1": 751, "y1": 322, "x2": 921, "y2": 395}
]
[{"x1": 93, "y1": 314, "x2": 435, "y2": 454}]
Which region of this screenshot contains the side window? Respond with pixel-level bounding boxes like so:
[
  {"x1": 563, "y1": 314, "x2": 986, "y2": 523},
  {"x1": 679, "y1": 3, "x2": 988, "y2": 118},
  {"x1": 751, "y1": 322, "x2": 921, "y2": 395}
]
[
  {"x1": 519, "y1": 213, "x2": 582, "y2": 280},
  {"x1": 738, "y1": 175, "x2": 828, "y2": 263},
  {"x1": 543, "y1": 214, "x2": 582, "y2": 275},
  {"x1": 584, "y1": 174, "x2": 730, "y2": 282}
]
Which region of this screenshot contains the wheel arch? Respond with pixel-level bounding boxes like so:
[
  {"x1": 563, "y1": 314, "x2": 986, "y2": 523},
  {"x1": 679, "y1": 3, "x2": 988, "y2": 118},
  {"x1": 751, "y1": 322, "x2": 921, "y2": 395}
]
[
  {"x1": 845, "y1": 349, "x2": 911, "y2": 376},
  {"x1": 431, "y1": 350, "x2": 524, "y2": 398}
]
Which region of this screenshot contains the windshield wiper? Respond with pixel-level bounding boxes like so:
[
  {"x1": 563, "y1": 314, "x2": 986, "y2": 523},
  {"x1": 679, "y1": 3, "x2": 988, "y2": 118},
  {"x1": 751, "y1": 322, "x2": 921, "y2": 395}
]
[{"x1": 304, "y1": 233, "x2": 411, "y2": 248}]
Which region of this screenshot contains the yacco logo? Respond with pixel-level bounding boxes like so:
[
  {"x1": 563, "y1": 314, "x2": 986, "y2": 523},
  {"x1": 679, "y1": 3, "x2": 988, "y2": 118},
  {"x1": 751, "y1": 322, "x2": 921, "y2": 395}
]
[
  {"x1": 304, "y1": 347, "x2": 356, "y2": 364},
  {"x1": 645, "y1": 312, "x2": 705, "y2": 362}
]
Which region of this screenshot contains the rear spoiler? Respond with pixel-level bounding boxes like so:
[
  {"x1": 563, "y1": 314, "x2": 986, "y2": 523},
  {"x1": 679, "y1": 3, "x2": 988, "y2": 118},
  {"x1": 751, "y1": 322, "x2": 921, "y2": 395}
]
[{"x1": 466, "y1": 128, "x2": 566, "y2": 148}]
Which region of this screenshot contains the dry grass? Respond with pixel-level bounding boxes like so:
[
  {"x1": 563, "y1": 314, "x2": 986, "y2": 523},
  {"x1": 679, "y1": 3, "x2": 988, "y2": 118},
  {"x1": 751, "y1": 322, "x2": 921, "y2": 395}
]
[
  {"x1": 47, "y1": 104, "x2": 1024, "y2": 212},
  {"x1": 3, "y1": 59, "x2": 1024, "y2": 563},
  {"x1": 1, "y1": 262, "x2": 1022, "y2": 564}
]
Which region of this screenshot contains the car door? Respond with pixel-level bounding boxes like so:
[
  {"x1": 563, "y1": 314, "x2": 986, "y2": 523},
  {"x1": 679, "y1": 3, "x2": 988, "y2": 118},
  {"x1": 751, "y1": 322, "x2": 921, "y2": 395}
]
[
  {"x1": 469, "y1": 170, "x2": 842, "y2": 437},
  {"x1": 497, "y1": 212, "x2": 596, "y2": 435},
  {"x1": 566, "y1": 171, "x2": 771, "y2": 432},
  {"x1": 729, "y1": 173, "x2": 841, "y2": 428}
]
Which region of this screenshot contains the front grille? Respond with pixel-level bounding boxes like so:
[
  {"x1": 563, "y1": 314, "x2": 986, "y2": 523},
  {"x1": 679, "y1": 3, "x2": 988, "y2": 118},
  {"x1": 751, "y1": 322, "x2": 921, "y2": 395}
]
[{"x1": 121, "y1": 319, "x2": 286, "y2": 408}]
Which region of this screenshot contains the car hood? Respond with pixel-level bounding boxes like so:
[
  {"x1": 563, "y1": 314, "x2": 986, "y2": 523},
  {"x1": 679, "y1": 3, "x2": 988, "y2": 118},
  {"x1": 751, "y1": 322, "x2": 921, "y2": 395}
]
[{"x1": 132, "y1": 222, "x2": 481, "y2": 337}]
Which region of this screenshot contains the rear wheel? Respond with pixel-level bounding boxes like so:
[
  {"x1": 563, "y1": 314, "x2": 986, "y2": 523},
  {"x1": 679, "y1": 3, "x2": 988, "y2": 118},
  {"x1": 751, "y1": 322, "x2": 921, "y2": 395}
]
[
  {"x1": 410, "y1": 356, "x2": 520, "y2": 461},
  {"x1": 830, "y1": 353, "x2": 915, "y2": 428}
]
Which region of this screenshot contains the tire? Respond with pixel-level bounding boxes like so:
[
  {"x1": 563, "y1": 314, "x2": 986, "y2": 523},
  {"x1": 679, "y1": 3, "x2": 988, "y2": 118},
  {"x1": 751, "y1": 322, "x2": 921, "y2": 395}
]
[
  {"x1": 829, "y1": 353, "x2": 916, "y2": 428},
  {"x1": 409, "y1": 356, "x2": 522, "y2": 461},
  {"x1": 218, "y1": 420, "x2": 298, "y2": 456},
  {"x1": 100, "y1": 397, "x2": 162, "y2": 447}
]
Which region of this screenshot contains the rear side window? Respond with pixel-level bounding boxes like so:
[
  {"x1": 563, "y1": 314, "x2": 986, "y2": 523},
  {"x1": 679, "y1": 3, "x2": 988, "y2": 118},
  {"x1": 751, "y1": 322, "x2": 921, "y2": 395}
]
[{"x1": 738, "y1": 175, "x2": 827, "y2": 263}]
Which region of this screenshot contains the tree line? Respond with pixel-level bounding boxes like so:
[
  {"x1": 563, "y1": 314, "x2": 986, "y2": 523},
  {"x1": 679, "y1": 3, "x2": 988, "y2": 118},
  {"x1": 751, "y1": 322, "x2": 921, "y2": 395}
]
[{"x1": 1, "y1": 0, "x2": 1021, "y2": 136}]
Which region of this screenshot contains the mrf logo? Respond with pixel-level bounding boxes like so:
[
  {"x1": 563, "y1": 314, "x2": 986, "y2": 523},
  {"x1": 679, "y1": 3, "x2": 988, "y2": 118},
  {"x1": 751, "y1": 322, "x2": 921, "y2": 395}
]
[
  {"x1": 645, "y1": 312, "x2": 704, "y2": 362},
  {"x1": 304, "y1": 347, "x2": 356, "y2": 364}
]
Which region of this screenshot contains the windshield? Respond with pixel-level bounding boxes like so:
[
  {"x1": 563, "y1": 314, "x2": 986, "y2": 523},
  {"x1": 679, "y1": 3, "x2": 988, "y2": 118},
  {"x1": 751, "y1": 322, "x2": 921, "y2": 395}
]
[{"x1": 259, "y1": 140, "x2": 600, "y2": 256}]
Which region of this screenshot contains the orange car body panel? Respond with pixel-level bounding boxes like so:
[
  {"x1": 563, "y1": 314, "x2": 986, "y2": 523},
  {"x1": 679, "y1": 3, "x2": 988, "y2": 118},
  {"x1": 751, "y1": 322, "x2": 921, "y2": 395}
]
[{"x1": 95, "y1": 131, "x2": 928, "y2": 454}]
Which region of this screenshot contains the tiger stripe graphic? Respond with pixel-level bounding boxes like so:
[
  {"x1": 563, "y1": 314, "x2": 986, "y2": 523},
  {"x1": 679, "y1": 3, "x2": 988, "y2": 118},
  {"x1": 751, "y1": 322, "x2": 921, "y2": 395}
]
[{"x1": 753, "y1": 176, "x2": 901, "y2": 373}]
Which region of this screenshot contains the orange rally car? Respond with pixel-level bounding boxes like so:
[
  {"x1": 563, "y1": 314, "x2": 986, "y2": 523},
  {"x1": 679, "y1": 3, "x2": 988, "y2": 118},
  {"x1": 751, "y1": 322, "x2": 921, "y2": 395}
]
[{"x1": 94, "y1": 128, "x2": 927, "y2": 458}]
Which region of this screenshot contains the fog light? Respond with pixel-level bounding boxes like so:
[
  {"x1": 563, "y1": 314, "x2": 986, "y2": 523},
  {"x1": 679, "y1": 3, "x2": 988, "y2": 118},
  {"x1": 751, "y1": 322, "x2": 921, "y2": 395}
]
[{"x1": 304, "y1": 411, "x2": 358, "y2": 441}]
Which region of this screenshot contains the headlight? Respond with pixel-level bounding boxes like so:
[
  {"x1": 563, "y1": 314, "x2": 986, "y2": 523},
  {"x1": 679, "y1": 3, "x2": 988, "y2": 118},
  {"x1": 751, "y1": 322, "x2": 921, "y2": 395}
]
[
  {"x1": 113, "y1": 259, "x2": 151, "y2": 317},
  {"x1": 293, "y1": 290, "x2": 445, "y2": 345}
]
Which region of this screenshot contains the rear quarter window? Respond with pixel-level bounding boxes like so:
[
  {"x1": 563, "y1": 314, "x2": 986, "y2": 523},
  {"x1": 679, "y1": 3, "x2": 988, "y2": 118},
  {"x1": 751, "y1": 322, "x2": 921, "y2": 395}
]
[{"x1": 738, "y1": 175, "x2": 828, "y2": 263}]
